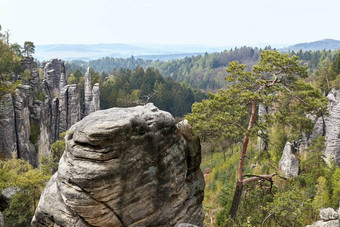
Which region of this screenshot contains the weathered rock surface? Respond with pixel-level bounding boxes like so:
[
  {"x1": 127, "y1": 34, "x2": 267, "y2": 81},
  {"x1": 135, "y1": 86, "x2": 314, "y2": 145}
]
[
  {"x1": 32, "y1": 104, "x2": 205, "y2": 227},
  {"x1": 0, "y1": 58, "x2": 93, "y2": 166},
  {"x1": 0, "y1": 211, "x2": 4, "y2": 227},
  {"x1": 84, "y1": 68, "x2": 100, "y2": 117},
  {"x1": 21, "y1": 57, "x2": 40, "y2": 91},
  {"x1": 0, "y1": 59, "x2": 41, "y2": 166},
  {"x1": 13, "y1": 85, "x2": 37, "y2": 166},
  {"x1": 279, "y1": 142, "x2": 299, "y2": 178},
  {"x1": 307, "y1": 207, "x2": 340, "y2": 227},
  {"x1": 0, "y1": 93, "x2": 17, "y2": 159},
  {"x1": 309, "y1": 89, "x2": 340, "y2": 166},
  {"x1": 39, "y1": 59, "x2": 82, "y2": 157},
  {"x1": 41, "y1": 59, "x2": 66, "y2": 98}
]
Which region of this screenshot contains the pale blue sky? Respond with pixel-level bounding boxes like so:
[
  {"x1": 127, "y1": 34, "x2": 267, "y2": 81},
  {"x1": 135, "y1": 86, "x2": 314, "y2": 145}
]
[{"x1": 1, "y1": 0, "x2": 339, "y2": 46}]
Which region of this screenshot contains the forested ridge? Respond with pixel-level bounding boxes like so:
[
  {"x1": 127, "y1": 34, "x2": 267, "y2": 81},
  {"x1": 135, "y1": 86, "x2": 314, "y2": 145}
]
[{"x1": 67, "y1": 46, "x2": 339, "y2": 92}]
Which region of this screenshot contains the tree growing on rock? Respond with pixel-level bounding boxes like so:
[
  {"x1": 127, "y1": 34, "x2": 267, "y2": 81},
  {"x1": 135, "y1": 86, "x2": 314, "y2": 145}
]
[
  {"x1": 23, "y1": 41, "x2": 35, "y2": 57},
  {"x1": 187, "y1": 50, "x2": 328, "y2": 220}
]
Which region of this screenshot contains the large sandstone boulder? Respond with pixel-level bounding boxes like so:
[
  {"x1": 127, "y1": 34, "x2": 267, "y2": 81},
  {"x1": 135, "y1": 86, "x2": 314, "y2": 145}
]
[
  {"x1": 307, "y1": 207, "x2": 340, "y2": 227},
  {"x1": 32, "y1": 104, "x2": 205, "y2": 227},
  {"x1": 279, "y1": 142, "x2": 299, "y2": 178}
]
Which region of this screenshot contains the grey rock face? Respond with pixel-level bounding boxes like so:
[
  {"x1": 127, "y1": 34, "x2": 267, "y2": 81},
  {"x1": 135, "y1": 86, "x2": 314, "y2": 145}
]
[
  {"x1": 307, "y1": 207, "x2": 340, "y2": 227},
  {"x1": 42, "y1": 59, "x2": 66, "y2": 98},
  {"x1": 84, "y1": 68, "x2": 100, "y2": 117},
  {"x1": 0, "y1": 211, "x2": 4, "y2": 227},
  {"x1": 13, "y1": 85, "x2": 37, "y2": 166},
  {"x1": 279, "y1": 142, "x2": 299, "y2": 178},
  {"x1": 320, "y1": 208, "x2": 339, "y2": 221},
  {"x1": 92, "y1": 83, "x2": 100, "y2": 112},
  {"x1": 0, "y1": 94, "x2": 17, "y2": 159},
  {"x1": 0, "y1": 59, "x2": 41, "y2": 165},
  {"x1": 309, "y1": 89, "x2": 340, "y2": 166},
  {"x1": 39, "y1": 59, "x2": 81, "y2": 157},
  {"x1": 324, "y1": 90, "x2": 340, "y2": 165},
  {"x1": 1, "y1": 187, "x2": 20, "y2": 202},
  {"x1": 33, "y1": 104, "x2": 204, "y2": 227},
  {"x1": 68, "y1": 84, "x2": 81, "y2": 127},
  {"x1": 84, "y1": 67, "x2": 92, "y2": 116},
  {"x1": 21, "y1": 57, "x2": 40, "y2": 91}
]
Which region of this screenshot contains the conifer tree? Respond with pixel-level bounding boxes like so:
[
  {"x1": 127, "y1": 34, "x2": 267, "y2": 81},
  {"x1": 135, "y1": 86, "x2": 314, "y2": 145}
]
[{"x1": 187, "y1": 50, "x2": 328, "y2": 220}]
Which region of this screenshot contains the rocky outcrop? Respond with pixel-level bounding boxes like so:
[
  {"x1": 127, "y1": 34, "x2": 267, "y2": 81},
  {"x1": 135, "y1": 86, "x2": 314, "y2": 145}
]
[
  {"x1": 0, "y1": 85, "x2": 38, "y2": 166},
  {"x1": 0, "y1": 58, "x2": 42, "y2": 166},
  {"x1": 0, "y1": 58, "x2": 96, "y2": 166},
  {"x1": 32, "y1": 104, "x2": 204, "y2": 227},
  {"x1": 307, "y1": 207, "x2": 340, "y2": 227},
  {"x1": 41, "y1": 59, "x2": 66, "y2": 98},
  {"x1": 0, "y1": 94, "x2": 17, "y2": 159},
  {"x1": 279, "y1": 142, "x2": 299, "y2": 178},
  {"x1": 84, "y1": 68, "x2": 100, "y2": 117},
  {"x1": 21, "y1": 57, "x2": 40, "y2": 91},
  {"x1": 13, "y1": 85, "x2": 37, "y2": 166},
  {"x1": 39, "y1": 59, "x2": 82, "y2": 157},
  {"x1": 309, "y1": 89, "x2": 340, "y2": 166}
]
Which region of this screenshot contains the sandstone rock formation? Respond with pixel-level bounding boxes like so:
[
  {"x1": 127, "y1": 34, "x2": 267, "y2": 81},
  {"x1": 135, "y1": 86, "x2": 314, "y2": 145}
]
[
  {"x1": 279, "y1": 142, "x2": 299, "y2": 178},
  {"x1": 0, "y1": 57, "x2": 41, "y2": 166},
  {"x1": 307, "y1": 207, "x2": 340, "y2": 227},
  {"x1": 0, "y1": 94, "x2": 17, "y2": 159},
  {"x1": 84, "y1": 67, "x2": 100, "y2": 117},
  {"x1": 21, "y1": 57, "x2": 40, "y2": 90},
  {"x1": 32, "y1": 104, "x2": 204, "y2": 227},
  {"x1": 0, "y1": 58, "x2": 99, "y2": 166},
  {"x1": 0, "y1": 84, "x2": 38, "y2": 166},
  {"x1": 309, "y1": 89, "x2": 340, "y2": 166},
  {"x1": 13, "y1": 85, "x2": 37, "y2": 166},
  {"x1": 39, "y1": 59, "x2": 82, "y2": 157}
]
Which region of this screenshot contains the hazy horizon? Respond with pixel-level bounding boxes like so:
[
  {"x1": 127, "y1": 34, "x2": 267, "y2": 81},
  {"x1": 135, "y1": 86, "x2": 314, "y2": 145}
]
[{"x1": 1, "y1": 0, "x2": 340, "y2": 47}]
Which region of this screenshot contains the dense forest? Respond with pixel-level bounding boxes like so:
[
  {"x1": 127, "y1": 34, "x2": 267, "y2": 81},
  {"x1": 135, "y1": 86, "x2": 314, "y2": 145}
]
[
  {"x1": 67, "y1": 66, "x2": 207, "y2": 117},
  {"x1": 67, "y1": 47, "x2": 339, "y2": 92}
]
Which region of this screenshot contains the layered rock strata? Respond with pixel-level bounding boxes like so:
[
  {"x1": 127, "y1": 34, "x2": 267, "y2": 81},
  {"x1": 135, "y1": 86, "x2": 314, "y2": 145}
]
[{"x1": 32, "y1": 104, "x2": 205, "y2": 227}]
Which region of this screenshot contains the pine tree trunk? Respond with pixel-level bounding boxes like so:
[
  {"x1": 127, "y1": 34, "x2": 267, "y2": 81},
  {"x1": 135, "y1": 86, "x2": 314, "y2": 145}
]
[
  {"x1": 229, "y1": 181, "x2": 243, "y2": 219},
  {"x1": 229, "y1": 101, "x2": 257, "y2": 219}
]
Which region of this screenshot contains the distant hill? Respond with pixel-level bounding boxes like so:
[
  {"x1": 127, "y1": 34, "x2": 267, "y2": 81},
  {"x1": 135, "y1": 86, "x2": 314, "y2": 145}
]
[
  {"x1": 281, "y1": 39, "x2": 340, "y2": 52},
  {"x1": 35, "y1": 43, "x2": 229, "y2": 61}
]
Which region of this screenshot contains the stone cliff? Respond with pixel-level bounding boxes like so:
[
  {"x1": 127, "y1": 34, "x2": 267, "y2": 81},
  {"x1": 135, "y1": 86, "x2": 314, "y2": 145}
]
[
  {"x1": 84, "y1": 67, "x2": 100, "y2": 117},
  {"x1": 278, "y1": 89, "x2": 340, "y2": 175},
  {"x1": 308, "y1": 89, "x2": 340, "y2": 166},
  {"x1": 39, "y1": 59, "x2": 82, "y2": 157},
  {"x1": 0, "y1": 58, "x2": 41, "y2": 166},
  {"x1": 0, "y1": 58, "x2": 99, "y2": 166},
  {"x1": 32, "y1": 104, "x2": 205, "y2": 227}
]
